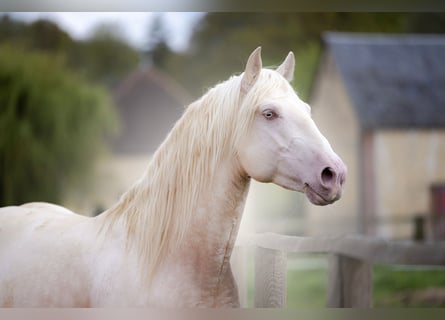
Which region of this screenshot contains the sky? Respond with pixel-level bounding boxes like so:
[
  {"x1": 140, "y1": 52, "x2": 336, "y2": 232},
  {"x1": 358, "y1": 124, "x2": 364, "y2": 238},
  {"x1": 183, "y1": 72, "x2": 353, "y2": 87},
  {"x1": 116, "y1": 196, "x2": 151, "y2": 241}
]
[{"x1": 10, "y1": 12, "x2": 206, "y2": 51}]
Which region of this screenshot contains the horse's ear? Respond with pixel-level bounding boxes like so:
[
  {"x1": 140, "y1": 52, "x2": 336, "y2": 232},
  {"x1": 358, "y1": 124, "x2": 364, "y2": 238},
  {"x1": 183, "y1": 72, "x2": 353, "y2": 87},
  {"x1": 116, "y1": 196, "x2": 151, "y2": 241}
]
[
  {"x1": 276, "y1": 51, "x2": 295, "y2": 82},
  {"x1": 241, "y1": 47, "x2": 262, "y2": 94}
]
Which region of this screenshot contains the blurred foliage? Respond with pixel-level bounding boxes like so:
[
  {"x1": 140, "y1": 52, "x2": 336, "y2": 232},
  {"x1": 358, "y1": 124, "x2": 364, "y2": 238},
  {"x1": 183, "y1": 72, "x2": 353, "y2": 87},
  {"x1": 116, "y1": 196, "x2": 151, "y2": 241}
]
[
  {"x1": 155, "y1": 13, "x2": 445, "y2": 101},
  {"x1": 0, "y1": 17, "x2": 72, "y2": 53},
  {"x1": 0, "y1": 14, "x2": 134, "y2": 206},
  {"x1": 73, "y1": 23, "x2": 141, "y2": 87},
  {"x1": 0, "y1": 44, "x2": 118, "y2": 206},
  {"x1": 0, "y1": 15, "x2": 139, "y2": 87},
  {"x1": 144, "y1": 13, "x2": 171, "y2": 69}
]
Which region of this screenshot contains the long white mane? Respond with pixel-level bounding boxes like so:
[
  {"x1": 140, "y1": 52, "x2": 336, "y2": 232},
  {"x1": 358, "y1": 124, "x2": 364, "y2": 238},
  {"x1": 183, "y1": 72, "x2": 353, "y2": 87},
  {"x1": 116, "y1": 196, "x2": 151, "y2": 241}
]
[{"x1": 100, "y1": 68, "x2": 288, "y2": 281}]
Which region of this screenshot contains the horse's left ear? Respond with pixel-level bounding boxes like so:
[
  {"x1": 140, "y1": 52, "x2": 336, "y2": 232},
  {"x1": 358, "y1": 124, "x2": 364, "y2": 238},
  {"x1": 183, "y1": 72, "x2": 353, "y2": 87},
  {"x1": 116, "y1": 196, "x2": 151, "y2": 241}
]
[
  {"x1": 276, "y1": 51, "x2": 295, "y2": 82},
  {"x1": 241, "y1": 47, "x2": 262, "y2": 94}
]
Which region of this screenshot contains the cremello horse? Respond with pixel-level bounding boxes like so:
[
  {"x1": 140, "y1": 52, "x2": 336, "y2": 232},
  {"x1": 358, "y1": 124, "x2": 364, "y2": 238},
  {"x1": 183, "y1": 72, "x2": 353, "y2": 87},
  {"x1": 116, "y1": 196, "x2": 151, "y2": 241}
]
[{"x1": 0, "y1": 48, "x2": 346, "y2": 307}]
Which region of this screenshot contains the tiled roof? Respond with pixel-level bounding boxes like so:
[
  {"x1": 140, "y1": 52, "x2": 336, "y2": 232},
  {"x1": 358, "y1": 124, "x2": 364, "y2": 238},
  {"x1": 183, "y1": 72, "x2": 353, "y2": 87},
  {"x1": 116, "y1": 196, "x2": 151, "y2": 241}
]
[{"x1": 324, "y1": 32, "x2": 445, "y2": 129}]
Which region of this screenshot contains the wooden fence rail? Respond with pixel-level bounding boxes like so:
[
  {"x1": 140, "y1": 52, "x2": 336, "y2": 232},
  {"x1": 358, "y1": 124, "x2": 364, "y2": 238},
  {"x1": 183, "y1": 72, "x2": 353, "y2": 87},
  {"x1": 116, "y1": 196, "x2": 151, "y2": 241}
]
[{"x1": 235, "y1": 233, "x2": 445, "y2": 307}]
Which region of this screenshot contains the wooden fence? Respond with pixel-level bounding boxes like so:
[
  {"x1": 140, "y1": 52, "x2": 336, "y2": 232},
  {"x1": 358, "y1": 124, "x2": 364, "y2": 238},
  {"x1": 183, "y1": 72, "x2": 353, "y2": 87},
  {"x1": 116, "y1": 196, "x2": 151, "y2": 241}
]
[{"x1": 234, "y1": 233, "x2": 445, "y2": 307}]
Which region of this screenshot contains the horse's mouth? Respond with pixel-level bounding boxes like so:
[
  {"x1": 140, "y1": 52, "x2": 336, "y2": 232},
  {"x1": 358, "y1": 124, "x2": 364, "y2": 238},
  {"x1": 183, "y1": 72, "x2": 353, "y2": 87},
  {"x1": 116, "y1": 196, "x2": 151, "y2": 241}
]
[{"x1": 303, "y1": 183, "x2": 337, "y2": 206}]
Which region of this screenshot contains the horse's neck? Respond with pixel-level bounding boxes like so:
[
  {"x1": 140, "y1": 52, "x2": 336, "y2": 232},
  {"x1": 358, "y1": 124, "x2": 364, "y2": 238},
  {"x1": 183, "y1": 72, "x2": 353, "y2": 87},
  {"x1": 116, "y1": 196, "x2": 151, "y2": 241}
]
[
  {"x1": 97, "y1": 140, "x2": 250, "y2": 288},
  {"x1": 171, "y1": 158, "x2": 250, "y2": 302},
  {"x1": 181, "y1": 158, "x2": 249, "y2": 263}
]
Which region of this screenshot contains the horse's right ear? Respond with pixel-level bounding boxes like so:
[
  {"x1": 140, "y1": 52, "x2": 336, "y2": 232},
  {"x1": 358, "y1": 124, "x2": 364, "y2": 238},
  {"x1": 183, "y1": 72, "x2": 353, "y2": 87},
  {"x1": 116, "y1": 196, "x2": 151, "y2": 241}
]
[
  {"x1": 276, "y1": 51, "x2": 295, "y2": 82},
  {"x1": 241, "y1": 47, "x2": 262, "y2": 94}
]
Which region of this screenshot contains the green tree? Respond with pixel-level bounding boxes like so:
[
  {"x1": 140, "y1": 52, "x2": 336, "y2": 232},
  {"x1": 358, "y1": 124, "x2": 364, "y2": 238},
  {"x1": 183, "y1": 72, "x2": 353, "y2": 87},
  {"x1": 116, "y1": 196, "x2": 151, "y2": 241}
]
[
  {"x1": 144, "y1": 13, "x2": 171, "y2": 68},
  {"x1": 27, "y1": 19, "x2": 74, "y2": 53},
  {"x1": 0, "y1": 16, "x2": 74, "y2": 56},
  {"x1": 73, "y1": 23, "x2": 140, "y2": 87},
  {"x1": 0, "y1": 15, "x2": 140, "y2": 88},
  {"x1": 0, "y1": 45, "x2": 118, "y2": 206}
]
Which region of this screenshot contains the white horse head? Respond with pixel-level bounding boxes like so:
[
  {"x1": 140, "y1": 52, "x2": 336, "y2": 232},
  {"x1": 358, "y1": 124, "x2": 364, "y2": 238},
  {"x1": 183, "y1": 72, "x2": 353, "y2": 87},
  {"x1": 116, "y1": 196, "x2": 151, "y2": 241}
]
[{"x1": 238, "y1": 47, "x2": 347, "y2": 205}]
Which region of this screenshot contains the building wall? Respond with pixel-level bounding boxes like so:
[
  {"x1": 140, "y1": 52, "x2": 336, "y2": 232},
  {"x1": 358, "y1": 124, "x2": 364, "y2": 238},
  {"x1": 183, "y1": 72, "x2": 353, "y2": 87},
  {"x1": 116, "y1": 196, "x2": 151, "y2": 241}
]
[
  {"x1": 303, "y1": 51, "x2": 445, "y2": 240},
  {"x1": 306, "y1": 52, "x2": 361, "y2": 236},
  {"x1": 64, "y1": 153, "x2": 152, "y2": 216},
  {"x1": 374, "y1": 130, "x2": 445, "y2": 239}
]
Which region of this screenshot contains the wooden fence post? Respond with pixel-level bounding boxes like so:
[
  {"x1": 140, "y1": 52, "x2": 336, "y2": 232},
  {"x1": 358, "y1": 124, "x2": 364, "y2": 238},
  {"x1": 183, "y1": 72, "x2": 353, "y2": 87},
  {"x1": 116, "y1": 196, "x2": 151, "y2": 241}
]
[
  {"x1": 231, "y1": 246, "x2": 248, "y2": 307},
  {"x1": 254, "y1": 247, "x2": 287, "y2": 307},
  {"x1": 327, "y1": 254, "x2": 373, "y2": 307}
]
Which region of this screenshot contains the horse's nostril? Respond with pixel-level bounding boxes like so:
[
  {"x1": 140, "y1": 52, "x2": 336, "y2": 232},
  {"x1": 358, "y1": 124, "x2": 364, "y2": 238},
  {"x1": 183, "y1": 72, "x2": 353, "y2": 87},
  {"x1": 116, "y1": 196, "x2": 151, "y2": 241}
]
[{"x1": 321, "y1": 167, "x2": 335, "y2": 186}]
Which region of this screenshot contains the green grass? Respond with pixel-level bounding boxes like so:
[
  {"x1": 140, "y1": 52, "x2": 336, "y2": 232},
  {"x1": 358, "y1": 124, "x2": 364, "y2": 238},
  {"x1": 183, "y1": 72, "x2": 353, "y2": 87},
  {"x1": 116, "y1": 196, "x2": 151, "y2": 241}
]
[
  {"x1": 285, "y1": 254, "x2": 328, "y2": 308},
  {"x1": 373, "y1": 265, "x2": 445, "y2": 307},
  {"x1": 246, "y1": 254, "x2": 445, "y2": 308},
  {"x1": 286, "y1": 267, "x2": 327, "y2": 307}
]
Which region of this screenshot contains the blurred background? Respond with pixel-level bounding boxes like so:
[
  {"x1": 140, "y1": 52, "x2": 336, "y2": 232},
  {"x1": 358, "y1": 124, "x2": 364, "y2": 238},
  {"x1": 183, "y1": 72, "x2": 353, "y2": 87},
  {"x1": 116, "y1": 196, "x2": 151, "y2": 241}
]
[{"x1": 1, "y1": 12, "x2": 445, "y2": 306}]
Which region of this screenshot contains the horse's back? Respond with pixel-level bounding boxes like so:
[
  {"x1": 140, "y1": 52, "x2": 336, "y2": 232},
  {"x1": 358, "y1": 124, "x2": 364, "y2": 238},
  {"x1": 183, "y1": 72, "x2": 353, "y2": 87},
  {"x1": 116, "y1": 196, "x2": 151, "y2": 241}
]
[
  {"x1": 0, "y1": 202, "x2": 80, "y2": 243},
  {"x1": 0, "y1": 201, "x2": 77, "y2": 221},
  {"x1": 21, "y1": 202, "x2": 76, "y2": 215}
]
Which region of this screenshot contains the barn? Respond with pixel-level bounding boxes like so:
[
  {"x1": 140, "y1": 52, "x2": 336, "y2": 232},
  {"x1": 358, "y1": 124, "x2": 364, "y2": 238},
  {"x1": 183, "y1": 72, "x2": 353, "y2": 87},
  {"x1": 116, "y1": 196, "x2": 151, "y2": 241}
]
[
  {"x1": 306, "y1": 32, "x2": 445, "y2": 240},
  {"x1": 112, "y1": 65, "x2": 190, "y2": 155}
]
